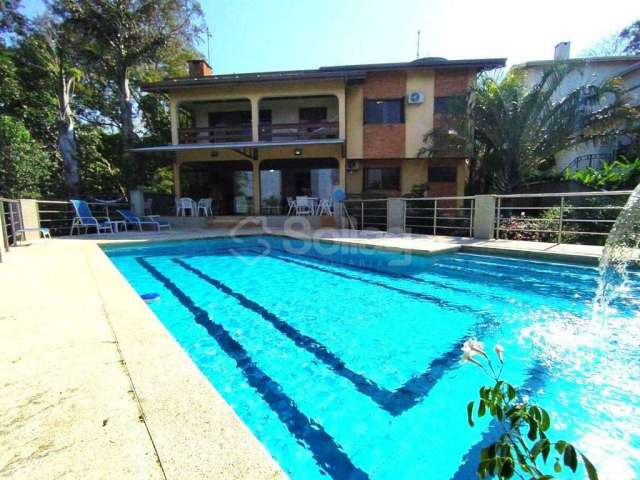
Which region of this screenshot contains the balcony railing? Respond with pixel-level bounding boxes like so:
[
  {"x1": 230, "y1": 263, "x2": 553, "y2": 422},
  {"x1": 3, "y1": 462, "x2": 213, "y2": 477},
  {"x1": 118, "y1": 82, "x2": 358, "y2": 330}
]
[
  {"x1": 259, "y1": 122, "x2": 338, "y2": 141},
  {"x1": 179, "y1": 124, "x2": 252, "y2": 144}
]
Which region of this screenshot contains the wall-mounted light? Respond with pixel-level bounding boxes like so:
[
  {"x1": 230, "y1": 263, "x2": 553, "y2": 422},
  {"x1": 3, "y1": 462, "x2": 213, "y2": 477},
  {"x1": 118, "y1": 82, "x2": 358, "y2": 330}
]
[{"x1": 294, "y1": 148, "x2": 303, "y2": 156}]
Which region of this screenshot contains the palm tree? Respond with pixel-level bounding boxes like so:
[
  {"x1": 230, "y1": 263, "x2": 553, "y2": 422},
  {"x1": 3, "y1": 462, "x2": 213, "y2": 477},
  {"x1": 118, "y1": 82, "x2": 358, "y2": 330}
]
[{"x1": 420, "y1": 65, "x2": 639, "y2": 194}]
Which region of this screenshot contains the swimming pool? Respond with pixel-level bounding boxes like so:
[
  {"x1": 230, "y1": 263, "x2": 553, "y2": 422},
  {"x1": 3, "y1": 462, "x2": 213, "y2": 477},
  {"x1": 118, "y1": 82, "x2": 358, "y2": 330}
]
[{"x1": 105, "y1": 235, "x2": 640, "y2": 480}]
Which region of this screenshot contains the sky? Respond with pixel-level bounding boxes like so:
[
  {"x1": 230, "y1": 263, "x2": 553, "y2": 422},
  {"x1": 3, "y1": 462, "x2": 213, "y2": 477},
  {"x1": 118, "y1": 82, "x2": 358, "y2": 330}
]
[{"x1": 20, "y1": 0, "x2": 640, "y2": 74}]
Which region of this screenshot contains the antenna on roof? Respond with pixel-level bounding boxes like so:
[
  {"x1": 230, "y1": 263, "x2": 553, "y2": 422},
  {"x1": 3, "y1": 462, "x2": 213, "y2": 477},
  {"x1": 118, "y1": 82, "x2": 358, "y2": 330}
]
[
  {"x1": 416, "y1": 30, "x2": 421, "y2": 59},
  {"x1": 206, "y1": 26, "x2": 213, "y2": 65}
]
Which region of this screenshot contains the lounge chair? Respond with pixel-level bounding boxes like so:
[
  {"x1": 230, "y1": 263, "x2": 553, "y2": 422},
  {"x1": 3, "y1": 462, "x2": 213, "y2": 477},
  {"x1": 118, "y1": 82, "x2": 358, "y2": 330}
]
[
  {"x1": 117, "y1": 209, "x2": 171, "y2": 232},
  {"x1": 70, "y1": 199, "x2": 114, "y2": 235}
]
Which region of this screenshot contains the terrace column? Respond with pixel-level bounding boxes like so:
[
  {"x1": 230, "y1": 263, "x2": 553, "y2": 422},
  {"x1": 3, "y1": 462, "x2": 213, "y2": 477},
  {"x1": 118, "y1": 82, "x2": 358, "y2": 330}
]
[
  {"x1": 250, "y1": 97, "x2": 260, "y2": 142},
  {"x1": 252, "y1": 160, "x2": 261, "y2": 215},
  {"x1": 173, "y1": 160, "x2": 181, "y2": 199},
  {"x1": 170, "y1": 99, "x2": 179, "y2": 145},
  {"x1": 337, "y1": 92, "x2": 346, "y2": 140},
  {"x1": 473, "y1": 195, "x2": 496, "y2": 240}
]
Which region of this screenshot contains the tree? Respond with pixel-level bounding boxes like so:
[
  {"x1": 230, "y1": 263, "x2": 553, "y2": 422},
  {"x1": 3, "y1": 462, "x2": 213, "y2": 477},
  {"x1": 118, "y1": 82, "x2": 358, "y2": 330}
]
[
  {"x1": 0, "y1": 0, "x2": 26, "y2": 43},
  {"x1": 420, "y1": 66, "x2": 639, "y2": 194},
  {"x1": 620, "y1": 19, "x2": 640, "y2": 55},
  {"x1": 0, "y1": 115, "x2": 53, "y2": 198},
  {"x1": 23, "y1": 15, "x2": 83, "y2": 194},
  {"x1": 59, "y1": 0, "x2": 204, "y2": 188}
]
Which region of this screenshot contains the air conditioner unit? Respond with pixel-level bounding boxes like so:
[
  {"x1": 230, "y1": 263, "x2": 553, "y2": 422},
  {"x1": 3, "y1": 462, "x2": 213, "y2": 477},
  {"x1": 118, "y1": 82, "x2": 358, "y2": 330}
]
[
  {"x1": 407, "y1": 91, "x2": 425, "y2": 104},
  {"x1": 346, "y1": 159, "x2": 360, "y2": 171}
]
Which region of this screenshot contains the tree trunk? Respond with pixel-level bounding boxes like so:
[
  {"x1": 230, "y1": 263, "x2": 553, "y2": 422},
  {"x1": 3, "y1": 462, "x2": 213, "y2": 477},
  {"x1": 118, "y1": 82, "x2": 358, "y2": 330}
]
[
  {"x1": 117, "y1": 68, "x2": 137, "y2": 189},
  {"x1": 118, "y1": 70, "x2": 135, "y2": 153},
  {"x1": 57, "y1": 66, "x2": 79, "y2": 196}
]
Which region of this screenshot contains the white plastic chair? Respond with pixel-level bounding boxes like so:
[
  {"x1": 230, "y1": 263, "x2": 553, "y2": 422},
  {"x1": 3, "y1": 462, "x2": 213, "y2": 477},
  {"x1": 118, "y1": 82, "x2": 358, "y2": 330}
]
[
  {"x1": 295, "y1": 196, "x2": 313, "y2": 215},
  {"x1": 317, "y1": 198, "x2": 333, "y2": 216},
  {"x1": 286, "y1": 197, "x2": 296, "y2": 216},
  {"x1": 197, "y1": 198, "x2": 213, "y2": 216},
  {"x1": 176, "y1": 197, "x2": 196, "y2": 216}
]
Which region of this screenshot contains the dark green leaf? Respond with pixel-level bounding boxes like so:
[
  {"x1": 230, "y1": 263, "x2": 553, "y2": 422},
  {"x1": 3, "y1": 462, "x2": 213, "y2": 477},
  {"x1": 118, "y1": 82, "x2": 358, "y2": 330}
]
[
  {"x1": 581, "y1": 453, "x2": 599, "y2": 480},
  {"x1": 555, "y1": 440, "x2": 567, "y2": 454},
  {"x1": 478, "y1": 399, "x2": 486, "y2": 417},
  {"x1": 467, "y1": 401, "x2": 475, "y2": 427},
  {"x1": 540, "y1": 408, "x2": 551, "y2": 431},
  {"x1": 563, "y1": 444, "x2": 578, "y2": 472},
  {"x1": 527, "y1": 419, "x2": 538, "y2": 441},
  {"x1": 554, "y1": 461, "x2": 562, "y2": 473},
  {"x1": 506, "y1": 384, "x2": 516, "y2": 401},
  {"x1": 531, "y1": 439, "x2": 550, "y2": 460},
  {"x1": 500, "y1": 458, "x2": 514, "y2": 478}
]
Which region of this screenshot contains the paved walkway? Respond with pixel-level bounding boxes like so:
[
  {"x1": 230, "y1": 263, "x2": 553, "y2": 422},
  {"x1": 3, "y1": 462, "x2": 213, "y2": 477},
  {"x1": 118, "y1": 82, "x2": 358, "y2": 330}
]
[{"x1": 0, "y1": 238, "x2": 284, "y2": 479}]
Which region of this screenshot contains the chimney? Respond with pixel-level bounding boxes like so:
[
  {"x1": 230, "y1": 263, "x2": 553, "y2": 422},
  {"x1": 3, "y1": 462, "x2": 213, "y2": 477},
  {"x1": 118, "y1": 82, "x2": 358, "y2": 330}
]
[
  {"x1": 554, "y1": 42, "x2": 571, "y2": 61},
  {"x1": 188, "y1": 59, "x2": 212, "y2": 77}
]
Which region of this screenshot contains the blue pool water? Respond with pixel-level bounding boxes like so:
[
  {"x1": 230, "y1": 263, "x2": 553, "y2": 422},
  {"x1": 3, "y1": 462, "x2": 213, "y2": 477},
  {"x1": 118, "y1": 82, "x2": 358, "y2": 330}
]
[{"x1": 105, "y1": 235, "x2": 640, "y2": 480}]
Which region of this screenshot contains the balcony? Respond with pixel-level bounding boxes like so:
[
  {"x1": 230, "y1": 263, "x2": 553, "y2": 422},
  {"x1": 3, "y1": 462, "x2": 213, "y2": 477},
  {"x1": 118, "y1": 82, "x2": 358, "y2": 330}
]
[
  {"x1": 258, "y1": 121, "x2": 338, "y2": 142},
  {"x1": 176, "y1": 95, "x2": 339, "y2": 145},
  {"x1": 178, "y1": 124, "x2": 252, "y2": 144}
]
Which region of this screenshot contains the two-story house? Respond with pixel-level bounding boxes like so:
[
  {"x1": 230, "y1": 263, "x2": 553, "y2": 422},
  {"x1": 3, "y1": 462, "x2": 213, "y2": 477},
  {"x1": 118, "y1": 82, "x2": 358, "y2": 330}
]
[{"x1": 137, "y1": 56, "x2": 505, "y2": 215}]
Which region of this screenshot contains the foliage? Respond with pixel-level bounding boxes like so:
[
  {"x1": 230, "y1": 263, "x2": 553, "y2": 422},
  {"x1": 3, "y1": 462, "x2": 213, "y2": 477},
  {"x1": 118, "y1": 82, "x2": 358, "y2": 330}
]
[
  {"x1": 420, "y1": 66, "x2": 639, "y2": 195},
  {"x1": 620, "y1": 19, "x2": 640, "y2": 55},
  {"x1": 0, "y1": 0, "x2": 204, "y2": 200},
  {"x1": 498, "y1": 207, "x2": 567, "y2": 243},
  {"x1": 462, "y1": 340, "x2": 598, "y2": 480},
  {"x1": 564, "y1": 156, "x2": 640, "y2": 190},
  {"x1": 0, "y1": 115, "x2": 54, "y2": 198}
]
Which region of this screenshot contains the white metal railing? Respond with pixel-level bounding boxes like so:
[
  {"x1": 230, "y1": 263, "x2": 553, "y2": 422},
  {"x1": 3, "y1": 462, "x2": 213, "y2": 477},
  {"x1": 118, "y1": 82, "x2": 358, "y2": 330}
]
[
  {"x1": 343, "y1": 199, "x2": 388, "y2": 230},
  {"x1": 36, "y1": 200, "x2": 129, "y2": 236},
  {"x1": 0, "y1": 198, "x2": 23, "y2": 251},
  {"x1": 495, "y1": 191, "x2": 632, "y2": 244},
  {"x1": 402, "y1": 196, "x2": 475, "y2": 237}
]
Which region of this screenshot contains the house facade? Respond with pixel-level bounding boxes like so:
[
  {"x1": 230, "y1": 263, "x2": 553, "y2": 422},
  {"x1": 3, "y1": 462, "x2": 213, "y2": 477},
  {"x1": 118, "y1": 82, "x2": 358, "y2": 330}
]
[
  {"x1": 138, "y1": 57, "x2": 504, "y2": 215},
  {"x1": 516, "y1": 42, "x2": 640, "y2": 173}
]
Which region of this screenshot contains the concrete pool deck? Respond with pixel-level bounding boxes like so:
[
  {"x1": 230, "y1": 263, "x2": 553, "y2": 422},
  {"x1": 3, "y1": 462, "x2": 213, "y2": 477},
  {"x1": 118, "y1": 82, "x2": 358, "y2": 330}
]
[{"x1": 0, "y1": 228, "x2": 604, "y2": 478}]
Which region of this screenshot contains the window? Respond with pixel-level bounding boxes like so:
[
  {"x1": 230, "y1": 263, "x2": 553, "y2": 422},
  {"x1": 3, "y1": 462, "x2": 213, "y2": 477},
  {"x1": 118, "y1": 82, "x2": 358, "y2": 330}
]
[
  {"x1": 364, "y1": 167, "x2": 401, "y2": 191},
  {"x1": 364, "y1": 99, "x2": 404, "y2": 124},
  {"x1": 428, "y1": 166, "x2": 457, "y2": 182},
  {"x1": 433, "y1": 96, "x2": 466, "y2": 115},
  {"x1": 208, "y1": 110, "x2": 251, "y2": 126},
  {"x1": 299, "y1": 107, "x2": 327, "y2": 123}
]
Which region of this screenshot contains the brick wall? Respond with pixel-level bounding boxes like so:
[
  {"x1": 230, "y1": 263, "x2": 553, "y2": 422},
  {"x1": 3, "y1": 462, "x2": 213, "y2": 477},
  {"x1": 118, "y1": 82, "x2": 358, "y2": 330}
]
[
  {"x1": 434, "y1": 69, "x2": 473, "y2": 97},
  {"x1": 363, "y1": 71, "x2": 407, "y2": 158},
  {"x1": 363, "y1": 71, "x2": 407, "y2": 98},
  {"x1": 364, "y1": 124, "x2": 405, "y2": 158}
]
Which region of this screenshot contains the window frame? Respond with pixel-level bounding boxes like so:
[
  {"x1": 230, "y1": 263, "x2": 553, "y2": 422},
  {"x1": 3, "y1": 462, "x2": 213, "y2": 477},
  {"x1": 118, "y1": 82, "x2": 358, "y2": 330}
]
[
  {"x1": 364, "y1": 98, "x2": 405, "y2": 125},
  {"x1": 363, "y1": 167, "x2": 401, "y2": 191},
  {"x1": 428, "y1": 166, "x2": 457, "y2": 183}
]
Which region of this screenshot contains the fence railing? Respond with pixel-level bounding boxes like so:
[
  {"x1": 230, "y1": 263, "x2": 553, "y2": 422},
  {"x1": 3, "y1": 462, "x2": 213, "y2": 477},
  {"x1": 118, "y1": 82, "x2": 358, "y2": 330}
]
[
  {"x1": 495, "y1": 191, "x2": 632, "y2": 245},
  {"x1": 402, "y1": 196, "x2": 475, "y2": 237},
  {"x1": 36, "y1": 200, "x2": 129, "y2": 237},
  {"x1": 343, "y1": 199, "x2": 388, "y2": 230},
  {"x1": 1, "y1": 198, "x2": 23, "y2": 250}
]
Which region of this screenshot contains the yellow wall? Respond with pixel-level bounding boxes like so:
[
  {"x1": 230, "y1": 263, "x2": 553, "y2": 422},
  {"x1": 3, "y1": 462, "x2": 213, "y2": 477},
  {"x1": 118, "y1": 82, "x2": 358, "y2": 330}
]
[
  {"x1": 405, "y1": 69, "x2": 435, "y2": 158},
  {"x1": 345, "y1": 84, "x2": 363, "y2": 158}
]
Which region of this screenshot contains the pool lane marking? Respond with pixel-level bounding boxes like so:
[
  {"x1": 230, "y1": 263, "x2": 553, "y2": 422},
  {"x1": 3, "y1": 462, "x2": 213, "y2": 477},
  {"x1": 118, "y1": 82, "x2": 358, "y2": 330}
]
[
  {"x1": 172, "y1": 256, "x2": 498, "y2": 417},
  {"x1": 136, "y1": 257, "x2": 369, "y2": 480},
  {"x1": 265, "y1": 246, "x2": 507, "y2": 304},
  {"x1": 449, "y1": 360, "x2": 548, "y2": 480}
]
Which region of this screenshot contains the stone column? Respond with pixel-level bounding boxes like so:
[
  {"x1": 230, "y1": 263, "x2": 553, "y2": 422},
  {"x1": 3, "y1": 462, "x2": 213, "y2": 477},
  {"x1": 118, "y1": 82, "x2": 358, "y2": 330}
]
[
  {"x1": 130, "y1": 188, "x2": 145, "y2": 216},
  {"x1": 252, "y1": 160, "x2": 261, "y2": 215},
  {"x1": 18, "y1": 199, "x2": 40, "y2": 242},
  {"x1": 387, "y1": 197, "x2": 405, "y2": 233},
  {"x1": 173, "y1": 160, "x2": 181, "y2": 199},
  {"x1": 250, "y1": 97, "x2": 260, "y2": 142},
  {"x1": 473, "y1": 195, "x2": 496, "y2": 240}
]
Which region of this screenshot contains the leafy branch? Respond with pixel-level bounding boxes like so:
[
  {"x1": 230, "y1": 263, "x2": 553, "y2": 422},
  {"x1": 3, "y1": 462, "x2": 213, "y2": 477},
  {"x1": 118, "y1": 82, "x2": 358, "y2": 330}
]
[{"x1": 462, "y1": 340, "x2": 598, "y2": 480}]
